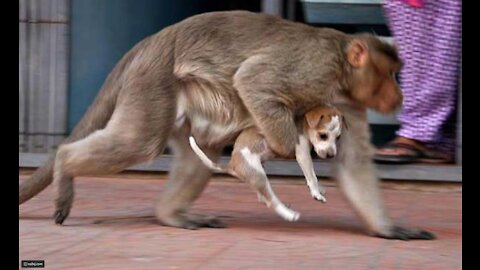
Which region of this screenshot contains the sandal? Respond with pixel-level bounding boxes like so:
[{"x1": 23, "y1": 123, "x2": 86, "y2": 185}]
[
  {"x1": 374, "y1": 141, "x2": 453, "y2": 164},
  {"x1": 374, "y1": 142, "x2": 420, "y2": 164}
]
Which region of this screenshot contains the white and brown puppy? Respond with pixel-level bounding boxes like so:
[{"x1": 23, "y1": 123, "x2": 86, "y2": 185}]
[{"x1": 189, "y1": 105, "x2": 343, "y2": 222}]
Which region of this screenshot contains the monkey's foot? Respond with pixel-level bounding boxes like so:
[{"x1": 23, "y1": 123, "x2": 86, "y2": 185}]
[
  {"x1": 158, "y1": 212, "x2": 226, "y2": 230},
  {"x1": 183, "y1": 213, "x2": 226, "y2": 229},
  {"x1": 53, "y1": 207, "x2": 70, "y2": 225},
  {"x1": 375, "y1": 226, "x2": 436, "y2": 240},
  {"x1": 53, "y1": 198, "x2": 73, "y2": 225}
]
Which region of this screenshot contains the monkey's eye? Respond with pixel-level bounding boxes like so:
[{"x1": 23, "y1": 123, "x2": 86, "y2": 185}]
[
  {"x1": 319, "y1": 133, "x2": 328, "y2": 141},
  {"x1": 392, "y1": 71, "x2": 399, "y2": 81}
]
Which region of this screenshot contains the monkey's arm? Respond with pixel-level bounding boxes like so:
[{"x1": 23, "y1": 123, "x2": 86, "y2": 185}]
[
  {"x1": 295, "y1": 135, "x2": 326, "y2": 202},
  {"x1": 234, "y1": 55, "x2": 298, "y2": 157},
  {"x1": 333, "y1": 103, "x2": 435, "y2": 240},
  {"x1": 252, "y1": 102, "x2": 298, "y2": 157}
]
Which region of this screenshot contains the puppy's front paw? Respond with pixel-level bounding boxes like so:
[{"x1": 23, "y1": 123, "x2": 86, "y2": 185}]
[
  {"x1": 310, "y1": 187, "x2": 327, "y2": 203},
  {"x1": 308, "y1": 184, "x2": 327, "y2": 203},
  {"x1": 312, "y1": 192, "x2": 327, "y2": 203}
]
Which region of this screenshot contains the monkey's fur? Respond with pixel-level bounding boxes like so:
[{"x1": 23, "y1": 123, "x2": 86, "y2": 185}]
[{"x1": 19, "y1": 11, "x2": 434, "y2": 240}]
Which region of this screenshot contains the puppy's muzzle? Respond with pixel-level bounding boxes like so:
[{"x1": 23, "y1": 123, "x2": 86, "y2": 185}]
[{"x1": 316, "y1": 148, "x2": 336, "y2": 159}]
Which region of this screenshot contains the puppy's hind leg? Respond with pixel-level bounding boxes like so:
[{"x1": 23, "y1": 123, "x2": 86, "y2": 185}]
[{"x1": 236, "y1": 147, "x2": 300, "y2": 222}]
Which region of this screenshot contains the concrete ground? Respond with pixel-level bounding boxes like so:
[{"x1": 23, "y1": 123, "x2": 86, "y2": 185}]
[{"x1": 19, "y1": 172, "x2": 461, "y2": 270}]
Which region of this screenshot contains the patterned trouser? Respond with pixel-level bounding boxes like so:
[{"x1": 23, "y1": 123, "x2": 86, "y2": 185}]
[{"x1": 382, "y1": 0, "x2": 462, "y2": 154}]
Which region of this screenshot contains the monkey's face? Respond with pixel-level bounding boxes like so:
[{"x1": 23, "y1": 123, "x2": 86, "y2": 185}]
[
  {"x1": 351, "y1": 53, "x2": 403, "y2": 114},
  {"x1": 304, "y1": 107, "x2": 343, "y2": 159},
  {"x1": 346, "y1": 39, "x2": 403, "y2": 114}
]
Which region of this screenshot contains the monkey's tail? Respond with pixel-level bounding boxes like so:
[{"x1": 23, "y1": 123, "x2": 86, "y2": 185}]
[
  {"x1": 19, "y1": 39, "x2": 143, "y2": 205},
  {"x1": 19, "y1": 90, "x2": 117, "y2": 205},
  {"x1": 188, "y1": 136, "x2": 232, "y2": 175}
]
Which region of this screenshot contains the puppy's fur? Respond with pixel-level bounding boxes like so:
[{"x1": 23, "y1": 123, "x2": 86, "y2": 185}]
[{"x1": 189, "y1": 106, "x2": 343, "y2": 221}]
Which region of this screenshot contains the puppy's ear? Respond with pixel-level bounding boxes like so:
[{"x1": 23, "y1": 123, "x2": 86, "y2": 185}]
[
  {"x1": 305, "y1": 111, "x2": 323, "y2": 128},
  {"x1": 329, "y1": 107, "x2": 347, "y2": 130}
]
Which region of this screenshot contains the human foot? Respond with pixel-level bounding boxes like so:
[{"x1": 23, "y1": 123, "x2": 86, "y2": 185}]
[{"x1": 374, "y1": 137, "x2": 453, "y2": 164}]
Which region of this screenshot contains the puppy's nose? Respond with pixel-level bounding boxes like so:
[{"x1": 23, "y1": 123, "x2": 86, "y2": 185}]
[{"x1": 326, "y1": 153, "x2": 334, "y2": 159}]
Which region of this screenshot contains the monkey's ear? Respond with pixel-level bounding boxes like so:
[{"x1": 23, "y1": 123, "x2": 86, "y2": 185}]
[
  {"x1": 347, "y1": 39, "x2": 369, "y2": 68},
  {"x1": 305, "y1": 111, "x2": 323, "y2": 128}
]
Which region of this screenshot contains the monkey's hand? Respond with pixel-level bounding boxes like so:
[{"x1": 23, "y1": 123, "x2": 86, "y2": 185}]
[{"x1": 375, "y1": 226, "x2": 436, "y2": 240}]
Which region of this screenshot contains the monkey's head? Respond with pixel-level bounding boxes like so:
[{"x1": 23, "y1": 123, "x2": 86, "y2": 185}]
[
  {"x1": 344, "y1": 34, "x2": 403, "y2": 114},
  {"x1": 304, "y1": 106, "x2": 344, "y2": 159}
]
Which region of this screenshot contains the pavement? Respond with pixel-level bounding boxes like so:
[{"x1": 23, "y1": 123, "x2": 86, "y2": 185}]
[{"x1": 19, "y1": 173, "x2": 462, "y2": 270}]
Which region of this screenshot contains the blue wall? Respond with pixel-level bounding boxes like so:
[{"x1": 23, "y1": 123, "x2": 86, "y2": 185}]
[{"x1": 68, "y1": 0, "x2": 207, "y2": 132}]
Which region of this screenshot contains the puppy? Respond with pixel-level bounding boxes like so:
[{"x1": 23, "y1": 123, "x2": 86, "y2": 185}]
[{"x1": 189, "y1": 105, "x2": 344, "y2": 221}]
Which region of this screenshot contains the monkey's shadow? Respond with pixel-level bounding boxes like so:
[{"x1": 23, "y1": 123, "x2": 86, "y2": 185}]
[{"x1": 19, "y1": 212, "x2": 364, "y2": 236}]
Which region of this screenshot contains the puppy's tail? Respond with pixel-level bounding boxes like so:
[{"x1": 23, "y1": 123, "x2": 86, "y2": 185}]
[{"x1": 188, "y1": 136, "x2": 230, "y2": 174}]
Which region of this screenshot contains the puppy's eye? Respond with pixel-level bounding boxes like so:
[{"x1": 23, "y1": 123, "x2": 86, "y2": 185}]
[
  {"x1": 319, "y1": 133, "x2": 328, "y2": 141},
  {"x1": 336, "y1": 135, "x2": 341, "y2": 141}
]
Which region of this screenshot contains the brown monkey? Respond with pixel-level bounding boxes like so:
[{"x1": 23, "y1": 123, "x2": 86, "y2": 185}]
[{"x1": 19, "y1": 11, "x2": 433, "y2": 240}]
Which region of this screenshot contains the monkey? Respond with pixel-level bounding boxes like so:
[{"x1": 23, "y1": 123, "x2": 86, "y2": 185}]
[{"x1": 19, "y1": 11, "x2": 434, "y2": 240}]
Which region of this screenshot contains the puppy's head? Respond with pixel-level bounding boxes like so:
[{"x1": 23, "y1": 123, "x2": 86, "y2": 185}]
[{"x1": 304, "y1": 106, "x2": 344, "y2": 159}]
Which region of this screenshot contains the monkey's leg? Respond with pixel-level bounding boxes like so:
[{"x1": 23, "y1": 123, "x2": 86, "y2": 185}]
[
  {"x1": 233, "y1": 148, "x2": 300, "y2": 222},
  {"x1": 53, "y1": 126, "x2": 172, "y2": 225},
  {"x1": 333, "y1": 104, "x2": 435, "y2": 240},
  {"x1": 53, "y1": 81, "x2": 177, "y2": 225},
  {"x1": 155, "y1": 130, "x2": 224, "y2": 230}
]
